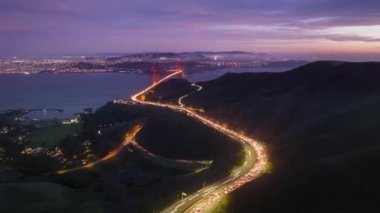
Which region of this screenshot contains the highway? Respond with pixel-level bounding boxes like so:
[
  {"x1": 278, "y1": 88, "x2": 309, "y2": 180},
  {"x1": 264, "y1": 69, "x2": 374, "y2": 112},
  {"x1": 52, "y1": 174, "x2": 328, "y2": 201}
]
[
  {"x1": 127, "y1": 70, "x2": 269, "y2": 213},
  {"x1": 56, "y1": 124, "x2": 143, "y2": 174},
  {"x1": 178, "y1": 83, "x2": 202, "y2": 107}
]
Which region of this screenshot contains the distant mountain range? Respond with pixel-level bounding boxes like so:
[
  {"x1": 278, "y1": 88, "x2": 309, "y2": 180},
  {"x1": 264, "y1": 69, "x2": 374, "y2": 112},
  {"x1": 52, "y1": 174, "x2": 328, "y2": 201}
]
[
  {"x1": 0, "y1": 51, "x2": 271, "y2": 60},
  {"x1": 91, "y1": 51, "x2": 271, "y2": 58},
  {"x1": 130, "y1": 51, "x2": 270, "y2": 57}
]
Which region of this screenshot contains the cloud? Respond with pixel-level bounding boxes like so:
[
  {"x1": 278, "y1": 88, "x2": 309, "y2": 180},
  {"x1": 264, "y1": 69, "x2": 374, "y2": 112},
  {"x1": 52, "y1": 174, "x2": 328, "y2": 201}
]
[{"x1": 1, "y1": 0, "x2": 380, "y2": 57}]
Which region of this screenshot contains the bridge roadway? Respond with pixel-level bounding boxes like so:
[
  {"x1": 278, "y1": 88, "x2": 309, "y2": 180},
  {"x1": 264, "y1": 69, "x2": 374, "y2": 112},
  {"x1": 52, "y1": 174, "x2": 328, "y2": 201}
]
[{"x1": 129, "y1": 71, "x2": 269, "y2": 213}]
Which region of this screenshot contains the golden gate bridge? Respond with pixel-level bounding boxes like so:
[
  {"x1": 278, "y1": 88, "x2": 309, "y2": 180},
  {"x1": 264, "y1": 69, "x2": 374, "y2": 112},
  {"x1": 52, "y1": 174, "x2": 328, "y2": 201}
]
[{"x1": 151, "y1": 60, "x2": 183, "y2": 84}]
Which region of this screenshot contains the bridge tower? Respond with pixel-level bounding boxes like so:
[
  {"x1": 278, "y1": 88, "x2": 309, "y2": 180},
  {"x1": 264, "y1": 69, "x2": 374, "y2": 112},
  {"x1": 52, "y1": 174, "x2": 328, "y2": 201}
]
[
  {"x1": 152, "y1": 63, "x2": 159, "y2": 84},
  {"x1": 175, "y1": 59, "x2": 185, "y2": 78}
]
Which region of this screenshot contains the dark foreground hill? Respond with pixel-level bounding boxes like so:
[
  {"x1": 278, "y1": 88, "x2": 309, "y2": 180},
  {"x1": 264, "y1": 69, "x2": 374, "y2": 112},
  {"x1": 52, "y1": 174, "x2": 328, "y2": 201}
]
[
  {"x1": 0, "y1": 103, "x2": 243, "y2": 213},
  {"x1": 155, "y1": 61, "x2": 380, "y2": 212}
]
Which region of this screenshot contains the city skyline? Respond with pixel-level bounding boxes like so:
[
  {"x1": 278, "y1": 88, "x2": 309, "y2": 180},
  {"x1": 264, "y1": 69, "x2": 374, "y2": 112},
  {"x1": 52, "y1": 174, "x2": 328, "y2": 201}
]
[{"x1": 1, "y1": 0, "x2": 380, "y2": 61}]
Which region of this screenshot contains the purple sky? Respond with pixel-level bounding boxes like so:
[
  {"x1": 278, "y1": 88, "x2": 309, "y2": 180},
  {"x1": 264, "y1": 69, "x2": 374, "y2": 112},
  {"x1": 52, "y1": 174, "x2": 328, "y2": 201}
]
[{"x1": 1, "y1": 0, "x2": 380, "y2": 60}]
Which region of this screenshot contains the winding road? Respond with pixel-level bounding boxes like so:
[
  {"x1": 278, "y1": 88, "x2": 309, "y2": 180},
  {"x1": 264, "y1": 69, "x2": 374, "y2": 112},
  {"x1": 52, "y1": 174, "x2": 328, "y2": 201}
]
[
  {"x1": 128, "y1": 70, "x2": 269, "y2": 213},
  {"x1": 56, "y1": 124, "x2": 143, "y2": 174}
]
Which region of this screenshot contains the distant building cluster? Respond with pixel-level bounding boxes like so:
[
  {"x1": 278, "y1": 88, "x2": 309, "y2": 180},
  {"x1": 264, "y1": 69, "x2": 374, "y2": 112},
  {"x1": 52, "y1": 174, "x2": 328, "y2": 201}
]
[{"x1": 0, "y1": 52, "x2": 295, "y2": 75}]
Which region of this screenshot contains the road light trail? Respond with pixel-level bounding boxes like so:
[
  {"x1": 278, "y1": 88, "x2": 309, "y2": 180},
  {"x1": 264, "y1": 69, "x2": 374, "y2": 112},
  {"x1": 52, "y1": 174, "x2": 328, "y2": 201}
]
[
  {"x1": 178, "y1": 84, "x2": 202, "y2": 108},
  {"x1": 130, "y1": 139, "x2": 212, "y2": 172},
  {"x1": 57, "y1": 124, "x2": 143, "y2": 174},
  {"x1": 126, "y1": 70, "x2": 268, "y2": 213}
]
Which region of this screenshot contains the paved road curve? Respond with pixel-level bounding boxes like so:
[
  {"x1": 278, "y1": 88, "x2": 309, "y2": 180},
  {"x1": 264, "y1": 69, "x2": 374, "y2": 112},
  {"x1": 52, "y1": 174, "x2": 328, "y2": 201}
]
[
  {"x1": 125, "y1": 70, "x2": 269, "y2": 213},
  {"x1": 56, "y1": 124, "x2": 143, "y2": 174}
]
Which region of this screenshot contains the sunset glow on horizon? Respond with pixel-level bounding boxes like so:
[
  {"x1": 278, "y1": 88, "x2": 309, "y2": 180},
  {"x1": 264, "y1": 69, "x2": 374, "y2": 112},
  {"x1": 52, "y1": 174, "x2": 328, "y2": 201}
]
[{"x1": 1, "y1": 0, "x2": 380, "y2": 60}]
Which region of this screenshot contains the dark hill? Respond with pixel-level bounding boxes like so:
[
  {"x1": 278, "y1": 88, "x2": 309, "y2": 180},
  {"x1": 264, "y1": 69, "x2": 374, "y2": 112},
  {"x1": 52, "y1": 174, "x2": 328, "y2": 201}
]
[
  {"x1": 159, "y1": 61, "x2": 380, "y2": 212},
  {"x1": 145, "y1": 78, "x2": 196, "y2": 103},
  {"x1": 186, "y1": 61, "x2": 380, "y2": 151}
]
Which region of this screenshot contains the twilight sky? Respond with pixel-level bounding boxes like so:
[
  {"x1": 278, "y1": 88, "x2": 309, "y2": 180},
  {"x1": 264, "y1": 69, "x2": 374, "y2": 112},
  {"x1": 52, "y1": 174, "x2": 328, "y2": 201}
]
[{"x1": 1, "y1": 0, "x2": 380, "y2": 60}]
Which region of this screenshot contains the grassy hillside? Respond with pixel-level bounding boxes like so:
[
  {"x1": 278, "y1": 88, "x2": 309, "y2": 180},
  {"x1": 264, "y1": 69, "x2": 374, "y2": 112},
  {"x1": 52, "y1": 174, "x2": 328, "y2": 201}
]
[
  {"x1": 27, "y1": 123, "x2": 81, "y2": 147},
  {"x1": 154, "y1": 61, "x2": 380, "y2": 212},
  {"x1": 0, "y1": 102, "x2": 244, "y2": 213},
  {"x1": 0, "y1": 181, "x2": 104, "y2": 213},
  {"x1": 83, "y1": 103, "x2": 242, "y2": 172},
  {"x1": 66, "y1": 103, "x2": 243, "y2": 212}
]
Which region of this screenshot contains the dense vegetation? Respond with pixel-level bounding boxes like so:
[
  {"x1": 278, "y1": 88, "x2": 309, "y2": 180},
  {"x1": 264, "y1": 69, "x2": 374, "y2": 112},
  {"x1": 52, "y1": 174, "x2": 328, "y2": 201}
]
[{"x1": 155, "y1": 61, "x2": 380, "y2": 212}]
